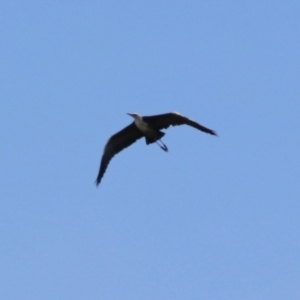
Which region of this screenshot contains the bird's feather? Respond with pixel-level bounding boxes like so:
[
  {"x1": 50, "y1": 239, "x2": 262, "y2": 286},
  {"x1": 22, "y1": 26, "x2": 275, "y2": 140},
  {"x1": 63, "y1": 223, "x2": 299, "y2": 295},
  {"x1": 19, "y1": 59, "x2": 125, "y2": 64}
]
[
  {"x1": 143, "y1": 112, "x2": 217, "y2": 136},
  {"x1": 95, "y1": 123, "x2": 143, "y2": 186}
]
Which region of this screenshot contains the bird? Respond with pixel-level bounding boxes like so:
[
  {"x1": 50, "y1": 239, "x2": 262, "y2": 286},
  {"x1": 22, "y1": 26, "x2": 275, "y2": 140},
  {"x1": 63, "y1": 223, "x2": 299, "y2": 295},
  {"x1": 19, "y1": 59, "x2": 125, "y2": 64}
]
[{"x1": 95, "y1": 112, "x2": 217, "y2": 186}]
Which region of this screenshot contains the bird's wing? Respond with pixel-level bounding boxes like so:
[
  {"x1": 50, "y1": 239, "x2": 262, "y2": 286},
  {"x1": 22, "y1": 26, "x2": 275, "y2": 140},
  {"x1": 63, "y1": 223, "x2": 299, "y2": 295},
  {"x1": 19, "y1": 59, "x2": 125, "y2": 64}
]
[
  {"x1": 143, "y1": 112, "x2": 217, "y2": 136},
  {"x1": 95, "y1": 123, "x2": 143, "y2": 186}
]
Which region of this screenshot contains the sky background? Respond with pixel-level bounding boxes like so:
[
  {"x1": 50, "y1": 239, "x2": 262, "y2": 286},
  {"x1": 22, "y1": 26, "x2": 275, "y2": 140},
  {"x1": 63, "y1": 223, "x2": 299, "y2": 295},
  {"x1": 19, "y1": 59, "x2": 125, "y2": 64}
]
[{"x1": 1, "y1": 1, "x2": 300, "y2": 299}]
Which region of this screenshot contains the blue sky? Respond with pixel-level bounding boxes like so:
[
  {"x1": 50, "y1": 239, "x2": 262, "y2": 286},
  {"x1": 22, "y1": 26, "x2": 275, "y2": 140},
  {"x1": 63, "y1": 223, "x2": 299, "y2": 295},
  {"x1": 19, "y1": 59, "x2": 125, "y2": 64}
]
[{"x1": 1, "y1": 1, "x2": 300, "y2": 299}]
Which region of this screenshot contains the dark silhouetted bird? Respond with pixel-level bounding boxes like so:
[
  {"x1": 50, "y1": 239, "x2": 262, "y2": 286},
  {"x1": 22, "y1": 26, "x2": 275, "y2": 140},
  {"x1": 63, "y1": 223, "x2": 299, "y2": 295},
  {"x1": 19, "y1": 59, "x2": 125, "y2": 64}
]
[{"x1": 95, "y1": 112, "x2": 217, "y2": 186}]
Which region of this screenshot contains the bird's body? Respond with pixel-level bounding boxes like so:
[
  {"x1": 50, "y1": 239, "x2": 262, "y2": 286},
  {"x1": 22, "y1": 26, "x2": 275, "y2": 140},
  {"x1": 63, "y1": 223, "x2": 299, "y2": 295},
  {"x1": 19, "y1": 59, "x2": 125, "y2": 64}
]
[
  {"x1": 130, "y1": 113, "x2": 167, "y2": 148},
  {"x1": 95, "y1": 112, "x2": 217, "y2": 186}
]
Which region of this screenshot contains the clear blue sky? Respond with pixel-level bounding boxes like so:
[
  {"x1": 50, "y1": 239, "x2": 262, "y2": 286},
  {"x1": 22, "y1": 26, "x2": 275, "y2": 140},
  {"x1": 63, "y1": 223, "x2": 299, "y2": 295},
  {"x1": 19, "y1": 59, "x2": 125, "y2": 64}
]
[{"x1": 1, "y1": 1, "x2": 300, "y2": 299}]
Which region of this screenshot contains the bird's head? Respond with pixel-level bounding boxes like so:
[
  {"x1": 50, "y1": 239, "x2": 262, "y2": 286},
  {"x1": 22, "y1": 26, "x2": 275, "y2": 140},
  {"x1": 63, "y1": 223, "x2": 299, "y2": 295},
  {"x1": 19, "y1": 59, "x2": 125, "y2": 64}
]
[{"x1": 127, "y1": 113, "x2": 142, "y2": 120}]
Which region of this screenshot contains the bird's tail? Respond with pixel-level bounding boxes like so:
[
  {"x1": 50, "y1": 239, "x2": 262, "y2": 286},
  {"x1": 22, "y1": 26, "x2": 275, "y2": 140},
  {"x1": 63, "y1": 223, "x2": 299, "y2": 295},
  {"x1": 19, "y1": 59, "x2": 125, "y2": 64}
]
[
  {"x1": 145, "y1": 131, "x2": 168, "y2": 152},
  {"x1": 145, "y1": 131, "x2": 165, "y2": 145}
]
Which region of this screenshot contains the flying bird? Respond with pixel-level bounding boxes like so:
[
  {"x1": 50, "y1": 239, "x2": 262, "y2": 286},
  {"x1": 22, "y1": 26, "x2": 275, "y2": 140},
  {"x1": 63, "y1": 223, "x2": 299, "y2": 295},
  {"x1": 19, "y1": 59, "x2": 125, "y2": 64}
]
[{"x1": 95, "y1": 112, "x2": 217, "y2": 186}]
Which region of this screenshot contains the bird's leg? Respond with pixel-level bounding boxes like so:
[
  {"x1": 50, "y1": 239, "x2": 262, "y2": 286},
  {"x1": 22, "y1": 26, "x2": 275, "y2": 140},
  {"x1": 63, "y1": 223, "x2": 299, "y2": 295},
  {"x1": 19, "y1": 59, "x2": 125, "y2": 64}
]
[
  {"x1": 155, "y1": 140, "x2": 168, "y2": 152},
  {"x1": 160, "y1": 140, "x2": 168, "y2": 152}
]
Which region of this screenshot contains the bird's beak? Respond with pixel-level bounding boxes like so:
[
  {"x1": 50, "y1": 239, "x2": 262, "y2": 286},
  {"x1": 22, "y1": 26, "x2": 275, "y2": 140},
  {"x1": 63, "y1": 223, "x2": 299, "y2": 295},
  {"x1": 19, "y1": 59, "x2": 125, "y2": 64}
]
[{"x1": 127, "y1": 113, "x2": 133, "y2": 117}]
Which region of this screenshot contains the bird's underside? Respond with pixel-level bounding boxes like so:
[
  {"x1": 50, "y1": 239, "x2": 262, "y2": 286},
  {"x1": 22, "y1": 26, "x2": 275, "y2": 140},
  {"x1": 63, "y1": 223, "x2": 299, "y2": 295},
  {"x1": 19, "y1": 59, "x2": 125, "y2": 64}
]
[{"x1": 95, "y1": 112, "x2": 217, "y2": 186}]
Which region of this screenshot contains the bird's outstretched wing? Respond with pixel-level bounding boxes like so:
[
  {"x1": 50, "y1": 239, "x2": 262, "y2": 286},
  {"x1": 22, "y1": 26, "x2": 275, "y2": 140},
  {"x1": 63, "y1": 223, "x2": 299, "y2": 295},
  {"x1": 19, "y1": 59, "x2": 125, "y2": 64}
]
[
  {"x1": 95, "y1": 123, "x2": 143, "y2": 186},
  {"x1": 143, "y1": 112, "x2": 217, "y2": 136}
]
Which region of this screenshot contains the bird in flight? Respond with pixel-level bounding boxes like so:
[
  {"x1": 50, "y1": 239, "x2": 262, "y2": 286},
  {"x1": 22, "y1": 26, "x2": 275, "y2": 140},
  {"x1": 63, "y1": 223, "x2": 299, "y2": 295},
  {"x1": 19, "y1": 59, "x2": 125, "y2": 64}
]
[{"x1": 95, "y1": 112, "x2": 217, "y2": 186}]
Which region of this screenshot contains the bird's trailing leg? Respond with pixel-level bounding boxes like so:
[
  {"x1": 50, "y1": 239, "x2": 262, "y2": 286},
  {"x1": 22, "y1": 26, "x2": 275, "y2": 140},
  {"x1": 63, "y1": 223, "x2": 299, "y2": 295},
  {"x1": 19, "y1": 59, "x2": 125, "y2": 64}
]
[{"x1": 156, "y1": 139, "x2": 168, "y2": 152}]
